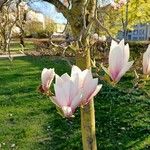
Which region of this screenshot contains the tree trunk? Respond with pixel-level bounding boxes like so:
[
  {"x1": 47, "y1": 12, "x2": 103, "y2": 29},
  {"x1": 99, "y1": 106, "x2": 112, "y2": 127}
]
[
  {"x1": 68, "y1": 1, "x2": 97, "y2": 149},
  {"x1": 123, "y1": 1, "x2": 129, "y2": 41},
  {"x1": 76, "y1": 48, "x2": 97, "y2": 150},
  {"x1": 19, "y1": 30, "x2": 25, "y2": 47}
]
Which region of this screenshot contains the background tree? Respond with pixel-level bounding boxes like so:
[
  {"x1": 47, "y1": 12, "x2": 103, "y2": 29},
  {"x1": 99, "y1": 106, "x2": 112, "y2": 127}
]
[
  {"x1": 96, "y1": 0, "x2": 150, "y2": 39},
  {"x1": 25, "y1": 18, "x2": 56, "y2": 38},
  {"x1": 0, "y1": 0, "x2": 26, "y2": 53},
  {"x1": 15, "y1": 1, "x2": 28, "y2": 47},
  {"x1": 0, "y1": 0, "x2": 19, "y2": 52}
]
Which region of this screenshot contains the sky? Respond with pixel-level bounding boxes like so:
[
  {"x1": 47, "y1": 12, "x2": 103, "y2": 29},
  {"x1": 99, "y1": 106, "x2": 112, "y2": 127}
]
[
  {"x1": 27, "y1": 0, "x2": 113, "y2": 24},
  {"x1": 27, "y1": 0, "x2": 67, "y2": 24}
]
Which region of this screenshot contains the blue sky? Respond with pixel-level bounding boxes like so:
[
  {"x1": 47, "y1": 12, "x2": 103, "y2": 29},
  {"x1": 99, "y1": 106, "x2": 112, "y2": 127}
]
[
  {"x1": 27, "y1": 0, "x2": 67, "y2": 24},
  {"x1": 27, "y1": 0, "x2": 113, "y2": 24}
]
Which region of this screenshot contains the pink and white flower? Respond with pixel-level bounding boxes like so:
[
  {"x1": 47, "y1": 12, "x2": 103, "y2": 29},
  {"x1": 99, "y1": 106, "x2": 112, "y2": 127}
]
[
  {"x1": 52, "y1": 73, "x2": 82, "y2": 117},
  {"x1": 143, "y1": 45, "x2": 150, "y2": 75},
  {"x1": 41, "y1": 68, "x2": 55, "y2": 92},
  {"x1": 71, "y1": 66, "x2": 102, "y2": 105},
  {"x1": 102, "y1": 39, "x2": 134, "y2": 83}
]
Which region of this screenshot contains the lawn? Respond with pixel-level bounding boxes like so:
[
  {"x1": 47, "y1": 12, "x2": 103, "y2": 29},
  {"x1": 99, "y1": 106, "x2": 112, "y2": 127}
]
[
  {"x1": 0, "y1": 56, "x2": 149, "y2": 150},
  {"x1": 9, "y1": 41, "x2": 35, "y2": 51}
]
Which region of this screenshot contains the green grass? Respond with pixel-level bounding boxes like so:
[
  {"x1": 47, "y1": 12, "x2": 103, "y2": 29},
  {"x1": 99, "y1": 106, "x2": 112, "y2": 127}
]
[
  {"x1": 9, "y1": 41, "x2": 35, "y2": 51},
  {"x1": 0, "y1": 56, "x2": 150, "y2": 150}
]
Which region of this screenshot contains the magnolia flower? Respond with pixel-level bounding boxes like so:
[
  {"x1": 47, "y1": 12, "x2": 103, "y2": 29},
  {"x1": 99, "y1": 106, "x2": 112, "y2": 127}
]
[
  {"x1": 52, "y1": 73, "x2": 82, "y2": 117},
  {"x1": 41, "y1": 68, "x2": 55, "y2": 92},
  {"x1": 143, "y1": 45, "x2": 150, "y2": 75},
  {"x1": 102, "y1": 39, "x2": 134, "y2": 83},
  {"x1": 71, "y1": 66, "x2": 102, "y2": 105}
]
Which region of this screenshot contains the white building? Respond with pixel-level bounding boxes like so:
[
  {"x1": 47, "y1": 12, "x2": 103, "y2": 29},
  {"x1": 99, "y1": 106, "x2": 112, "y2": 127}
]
[{"x1": 118, "y1": 23, "x2": 150, "y2": 41}]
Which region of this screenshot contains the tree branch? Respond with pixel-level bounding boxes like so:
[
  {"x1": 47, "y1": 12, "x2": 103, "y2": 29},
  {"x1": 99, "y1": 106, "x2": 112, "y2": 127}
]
[
  {"x1": 95, "y1": 17, "x2": 119, "y2": 42},
  {"x1": 43, "y1": 0, "x2": 70, "y2": 18},
  {"x1": 0, "y1": 0, "x2": 7, "y2": 11}
]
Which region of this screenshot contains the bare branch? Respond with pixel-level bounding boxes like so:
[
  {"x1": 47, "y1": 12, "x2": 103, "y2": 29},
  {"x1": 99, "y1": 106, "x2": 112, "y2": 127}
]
[
  {"x1": 0, "y1": 0, "x2": 7, "y2": 11},
  {"x1": 95, "y1": 17, "x2": 119, "y2": 42},
  {"x1": 43, "y1": 0, "x2": 70, "y2": 18}
]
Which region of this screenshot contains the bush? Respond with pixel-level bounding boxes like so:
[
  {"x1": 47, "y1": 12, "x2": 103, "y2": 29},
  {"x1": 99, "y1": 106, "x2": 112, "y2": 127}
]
[
  {"x1": 25, "y1": 20, "x2": 56, "y2": 38},
  {"x1": 128, "y1": 41, "x2": 150, "y2": 53}
]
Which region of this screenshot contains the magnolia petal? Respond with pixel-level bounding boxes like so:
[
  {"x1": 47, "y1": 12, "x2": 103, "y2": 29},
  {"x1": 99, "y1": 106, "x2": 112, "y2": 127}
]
[
  {"x1": 55, "y1": 74, "x2": 63, "y2": 85},
  {"x1": 54, "y1": 84, "x2": 68, "y2": 106},
  {"x1": 124, "y1": 43, "x2": 130, "y2": 63},
  {"x1": 147, "y1": 44, "x2": 150, "y2": 53},
  {"x1": 83, "y1": 70, "x2": 93, "y2": 87},
  {"x1": 41, "y1": 68, "x2": 55, "y2": 91},
  {"x1": 119, "y1": 39, "x2": 126, "y2": 65},
  {"x1": 61, "y1": 81, "x2": 71, "y2": 105},
  {"x1": 71, "y1": 65, "x2": 81, "y2": 77},
  {"x1": 146, "y1": 62, "x2": 150, "y2": 74},
  {"x1": 119, "y1": 39, "x2": 125, "y2": 50},
  {"x1": 143, "y1": 45, "x2": 150, "y2": 74},
  {"x1": 72, "y1": 68, "x2": 90, "y2": 89},
  {"x1": 143, "y1": 52, "x2": 149, "y2": 74},
  {"x1": 71, "y1": 65, "x2": 88, "y2": 88},
  {"x1": 61, "y1": 73, "x2": 71, "y2": 82},
  {"x1": 87, "y1": 84, "x2": 102, "y2": 102},
  {"x1": 82, "y1": 78, "x2": 98, "y2": 101},
  {"x1": 70, "y1": 75, "x2": 80, "y2": 100},
  {"x1": 71, "y1": 91, "x2": 83, "y2": 109},
  {"x1": 110, "y1": 40, "x2": 118, "y2": 52},
  {"x1": 109, "y1": 46, "x2": 124, "y2": 77},
  {"x1": 115, "y1": 61, "x2": 134, "y2": 82},
  {"x1": 79, "y1": 69, "x2": 90, "y2": 87}
]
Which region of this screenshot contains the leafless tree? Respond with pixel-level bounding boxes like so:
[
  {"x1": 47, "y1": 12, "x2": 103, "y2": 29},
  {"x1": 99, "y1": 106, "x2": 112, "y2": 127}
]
[{"x1": 0, "y1": 0, "x2": 26, "y2": 55}]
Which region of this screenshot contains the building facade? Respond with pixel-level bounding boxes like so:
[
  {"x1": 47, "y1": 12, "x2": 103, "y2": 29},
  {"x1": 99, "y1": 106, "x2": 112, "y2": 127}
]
[{"x1": 118, "y1": 23, "x2": 150, "y2": 41}]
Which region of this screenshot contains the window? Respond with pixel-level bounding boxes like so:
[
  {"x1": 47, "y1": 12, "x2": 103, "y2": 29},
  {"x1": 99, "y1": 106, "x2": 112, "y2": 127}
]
[
  {"x1": 132, "y1": 37, "x2": 138, "y2": 40},
  {"x1": 128, "y1": 35, "x2": 131, "y2": 40},
  {"x1": 139, "y1": 37, "x2": 145, "y2": 40},
  {"x1": 133, "y1": 30, "x2": 138, "y2": 35},
  {"x1": 139, "y1": 29, "x2": 144, "y2": 35}
]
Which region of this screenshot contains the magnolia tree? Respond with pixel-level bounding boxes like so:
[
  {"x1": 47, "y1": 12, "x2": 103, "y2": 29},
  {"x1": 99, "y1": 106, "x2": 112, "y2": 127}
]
[
  {"x1": 96, "y1": 0, "x2": 150, "y2": 38},
  {"x1": 0, "y1": 0, "x2": 27, "y2": 53},
  {"x1": 28, "y1": 0, "x2": 149, "y2": 149}
]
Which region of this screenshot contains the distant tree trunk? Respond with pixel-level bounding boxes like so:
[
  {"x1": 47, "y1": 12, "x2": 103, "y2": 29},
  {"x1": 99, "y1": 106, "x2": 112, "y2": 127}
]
[
  {"x1": 3, "y1": 31, "x2": 11, "y2": 52},
  {"x1": 0, "y1": 0, "x2": 22, "y2": 52},
  {"x1": 19, "y1": 27, "x2": 25, "y2": 47},
  {"x1": 122, "y1": 1, "x2": 129, "y2": 41}
]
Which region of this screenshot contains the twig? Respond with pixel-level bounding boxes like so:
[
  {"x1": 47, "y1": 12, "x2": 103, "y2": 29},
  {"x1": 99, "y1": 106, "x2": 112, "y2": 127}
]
[{"x1": 95, "y1": 17, "x2": 119, "y2": 42}]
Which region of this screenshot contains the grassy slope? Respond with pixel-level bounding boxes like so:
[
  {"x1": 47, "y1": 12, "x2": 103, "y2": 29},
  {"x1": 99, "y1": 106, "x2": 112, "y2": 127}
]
[{"x1": 0, "y1": 56, "x2": 149, "y2": 150}]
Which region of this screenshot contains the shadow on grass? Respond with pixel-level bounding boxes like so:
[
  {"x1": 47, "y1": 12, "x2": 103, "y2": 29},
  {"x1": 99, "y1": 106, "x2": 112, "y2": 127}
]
[{"x1": 0, "y1": 56, "x2": 149, "y2": 150}]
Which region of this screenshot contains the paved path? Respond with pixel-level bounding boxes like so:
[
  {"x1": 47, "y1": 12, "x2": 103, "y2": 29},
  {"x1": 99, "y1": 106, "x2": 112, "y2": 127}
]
[{"x1": 0, "y1": 54, "x2": 26, "y2": 58}]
